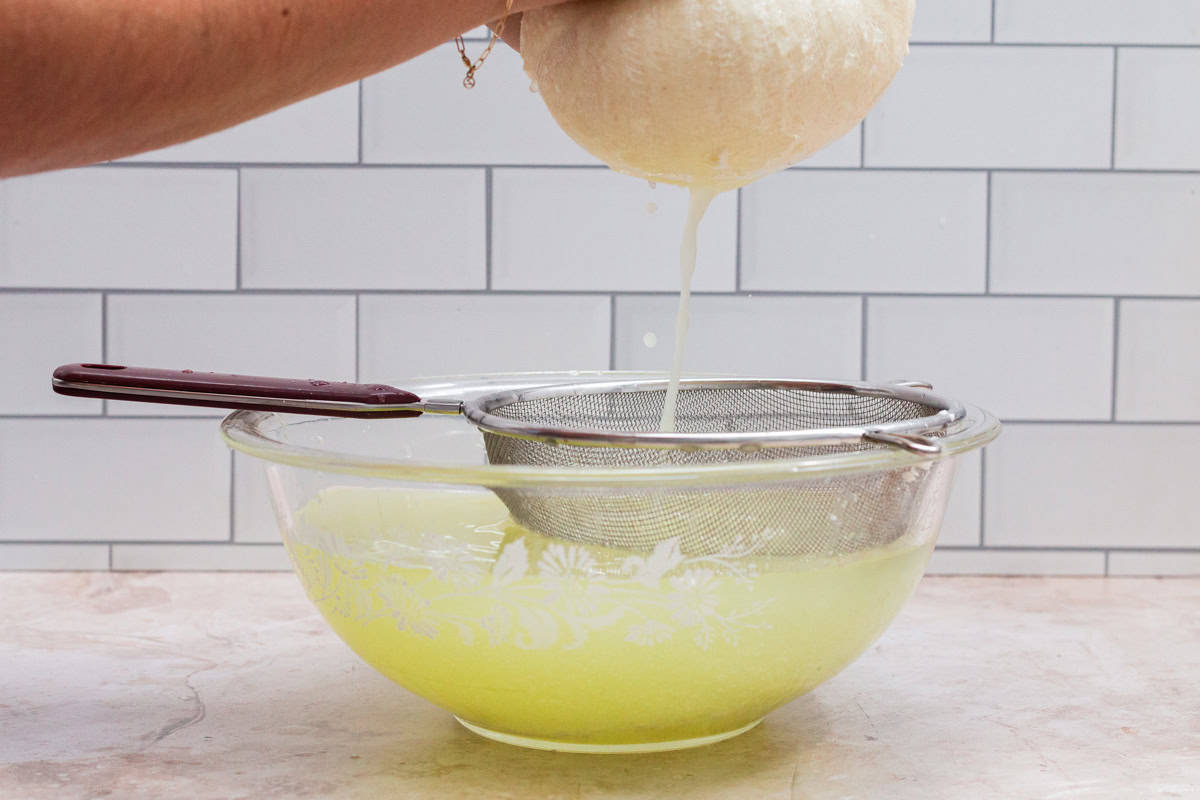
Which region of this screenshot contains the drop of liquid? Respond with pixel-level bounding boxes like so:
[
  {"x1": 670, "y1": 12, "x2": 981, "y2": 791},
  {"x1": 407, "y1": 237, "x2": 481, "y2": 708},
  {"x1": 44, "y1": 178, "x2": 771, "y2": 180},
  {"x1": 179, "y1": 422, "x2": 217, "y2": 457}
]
[
  {"x1": 529, "y1": 80, "x2": 539, "y2": 93},
  {"x1": 647, "y1": 180, "x2": 657, "y2": 190},
  {"x1": 643, "y1": 331, "x2": 658, "y2": 349}
]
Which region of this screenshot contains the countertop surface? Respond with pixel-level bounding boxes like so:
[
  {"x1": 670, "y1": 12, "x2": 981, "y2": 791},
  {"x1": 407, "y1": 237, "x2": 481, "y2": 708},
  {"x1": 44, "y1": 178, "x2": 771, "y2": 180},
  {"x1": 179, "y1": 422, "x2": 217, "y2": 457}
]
[{"x1": 1, "y1": 572, "x2": 1196, "y2": 799}]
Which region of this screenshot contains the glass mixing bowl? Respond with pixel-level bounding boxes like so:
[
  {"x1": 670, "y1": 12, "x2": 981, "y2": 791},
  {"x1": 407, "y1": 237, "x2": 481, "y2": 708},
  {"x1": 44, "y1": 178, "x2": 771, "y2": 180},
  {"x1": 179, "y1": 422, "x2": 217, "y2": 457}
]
[{"x1": 222, "y1": 372, "x2": 1000, "y2": 753}]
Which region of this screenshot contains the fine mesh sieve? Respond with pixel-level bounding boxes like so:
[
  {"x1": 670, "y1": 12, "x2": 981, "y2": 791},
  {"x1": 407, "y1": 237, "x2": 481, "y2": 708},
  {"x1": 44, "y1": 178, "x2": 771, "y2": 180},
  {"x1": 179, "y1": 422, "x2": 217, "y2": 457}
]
[
  {"x1": 53, "y1": 365, "x2": 963, "y2": 556},
  {"x1": 468, "y1": 378, "x2": 962, "y2": 555},
  {"x1": 471, "y1": 378, "x2": 953, "y2": 465}
]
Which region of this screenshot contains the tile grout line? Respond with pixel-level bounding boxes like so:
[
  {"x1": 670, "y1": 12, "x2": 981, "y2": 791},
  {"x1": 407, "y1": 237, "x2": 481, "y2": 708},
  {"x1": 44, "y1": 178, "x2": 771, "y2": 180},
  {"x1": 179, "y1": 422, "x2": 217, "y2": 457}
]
[
  {"x1": 108, "y1": 543, "x2": 113, "y2": 571},
  {"x1": 990, "y1": 0, "x2": 997, "y2": 42},
  {"x1": 858, "y1": 120, "x2": 866, "y2": 167},
  {"x1": 1111, "y1": 299, "x2": 1121, "y2": 420},
  {"x1": 1110, "y1": 48, "x2": 1120, "y2": 169},
  {"x1": 355, "y1": 294, "x2": 362, "y2": 382},
  {"x1": 1104, "y1": 551, "x2": 1111, "y2": 576},
  {"x1": 485, "y1": 167, "x2": 494, "y2": 290}
]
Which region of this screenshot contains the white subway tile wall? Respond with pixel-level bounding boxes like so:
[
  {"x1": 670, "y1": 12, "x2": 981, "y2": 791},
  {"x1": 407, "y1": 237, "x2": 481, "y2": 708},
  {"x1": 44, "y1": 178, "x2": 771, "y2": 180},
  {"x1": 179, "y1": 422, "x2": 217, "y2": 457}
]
[
  {"x1": 613, "y1": 294, "x2": 861, "y2": 377},
  {"x1": 741, "y1": 170, "x2": 987, "y2": 293},
  {"x1": 111, "y1": 543, "x2": 290, "y2": 571},
  {"x1": 865, "y1": 297, "x2": 1114, "y2": 420},
  {"x1": 1108, "y1": 552, "x2": 1200, "y2": 577},
  {"x1": 0, "y1": 293, "x2": 102, "y2": 415},
  {"x1": 1114, "y1": 49, "x2": 1200, "y2": 170},
  {"x1": 0, "y1": 420, "x2": 230, "y2": 544},
  {"x1": 491, "y1": 169, "x2": 737, "y2": 291},
  {"x1": 863, "y1": 46, "x2": 1114, "y2": 168},
  {"x1": 359, "y1": 293, "x2": 610, "y2": 378},
  {"x1": 994, "y1": 1, "x2": 1200, "y2": 46},
  {"x1": 927, "y1": 549, "x2": 1107, "y2": 577},
  {"x1": 1116, "y1": 300, "x2": 1200, "y2": 421},
  {"x1": 0, "y1": 544, "x2": 111, "y2": 571},
  {"x1": 1, "y1": 5, "x2": 1198, "y2": 574},
  {"x1": 985, "y1": 425, "x2": 1200, "y2": 550},
  {"x1": 0, "y1": 168, "x2": 237, "y2": 289},
  {"x1": 240, "y1": 168, "x2": 486, "y2": 289},
  {"x1": 910, "y1": 0, "x2": 992, "y2": 43},
  {"x1": 990, "y1": 173, "x2": 1200, "y2": 295}
]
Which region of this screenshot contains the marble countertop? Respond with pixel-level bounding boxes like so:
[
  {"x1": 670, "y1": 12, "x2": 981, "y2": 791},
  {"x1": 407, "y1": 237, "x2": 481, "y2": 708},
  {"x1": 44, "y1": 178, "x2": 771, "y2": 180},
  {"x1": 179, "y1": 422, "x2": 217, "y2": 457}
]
[{"x1": 1, "y1": 572, "x2": 1196, "y2": 799}]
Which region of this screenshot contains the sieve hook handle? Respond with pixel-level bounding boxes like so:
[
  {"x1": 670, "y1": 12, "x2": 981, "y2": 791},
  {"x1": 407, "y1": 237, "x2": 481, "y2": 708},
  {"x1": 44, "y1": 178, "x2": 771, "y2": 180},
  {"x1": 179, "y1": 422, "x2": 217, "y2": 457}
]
[
  {"x1": 50, "y1": 363, "x2": 437, "y2": 418},
  {"x1": 862, "y1": 429, "x2": 943, "y2": 455},
  {"x1": 887, "y1": 379, "x2": 934, "y2": 390}
]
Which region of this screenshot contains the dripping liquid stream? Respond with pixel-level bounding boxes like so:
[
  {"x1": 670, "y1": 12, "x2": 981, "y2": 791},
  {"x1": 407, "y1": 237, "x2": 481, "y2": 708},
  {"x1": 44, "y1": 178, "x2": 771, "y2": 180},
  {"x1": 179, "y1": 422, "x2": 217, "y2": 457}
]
[{"x1": 659, "y1": 186, "x2": 719, "y2": 432}]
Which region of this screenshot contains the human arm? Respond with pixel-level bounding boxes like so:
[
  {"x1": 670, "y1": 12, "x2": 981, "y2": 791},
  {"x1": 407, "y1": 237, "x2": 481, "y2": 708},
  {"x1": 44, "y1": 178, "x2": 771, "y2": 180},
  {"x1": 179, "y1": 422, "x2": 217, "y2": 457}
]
[{"x1": 0, "y1": 0, "x2": 562, "y2": 177}]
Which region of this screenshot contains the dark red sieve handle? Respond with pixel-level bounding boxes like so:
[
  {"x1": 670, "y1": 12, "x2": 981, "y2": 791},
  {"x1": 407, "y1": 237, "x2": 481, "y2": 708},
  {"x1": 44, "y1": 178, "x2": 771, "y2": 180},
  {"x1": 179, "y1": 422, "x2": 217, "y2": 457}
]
[{"x1": 51, "y1": 363, "x2": 425, "y2": 418}]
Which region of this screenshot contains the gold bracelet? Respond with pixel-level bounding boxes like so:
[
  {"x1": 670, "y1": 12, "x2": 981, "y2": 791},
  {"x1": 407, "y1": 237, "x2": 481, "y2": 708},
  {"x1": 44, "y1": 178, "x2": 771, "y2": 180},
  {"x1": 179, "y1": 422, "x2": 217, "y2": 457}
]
[{"x1": 455, "y1": 0, "x2": 516, "y2": 89}]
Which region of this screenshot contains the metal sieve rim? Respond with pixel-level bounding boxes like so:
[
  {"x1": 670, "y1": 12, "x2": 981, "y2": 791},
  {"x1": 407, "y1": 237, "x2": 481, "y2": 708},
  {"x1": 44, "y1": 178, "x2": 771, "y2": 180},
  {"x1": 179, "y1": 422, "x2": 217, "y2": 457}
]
[
  {"x1": 462, "y1": 377, "x2": 964, "y2": 454},
  {"x1": 221, "y1": 373, "x2": 1001, "y2": 489}
]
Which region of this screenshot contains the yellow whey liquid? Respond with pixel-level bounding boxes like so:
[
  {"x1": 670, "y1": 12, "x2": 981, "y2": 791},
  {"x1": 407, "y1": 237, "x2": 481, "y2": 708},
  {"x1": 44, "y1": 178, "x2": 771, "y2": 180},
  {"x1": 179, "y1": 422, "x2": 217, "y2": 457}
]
[{"x1": 284, "y1": 486, "x2": 932, "y2": 751}]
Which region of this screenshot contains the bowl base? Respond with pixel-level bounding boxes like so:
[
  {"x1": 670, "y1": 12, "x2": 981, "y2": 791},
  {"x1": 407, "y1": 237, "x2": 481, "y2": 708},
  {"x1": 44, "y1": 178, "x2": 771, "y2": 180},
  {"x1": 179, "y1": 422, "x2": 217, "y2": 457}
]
[{"x1": 454, "y1": 717, "x2": 763, "y2": 753}]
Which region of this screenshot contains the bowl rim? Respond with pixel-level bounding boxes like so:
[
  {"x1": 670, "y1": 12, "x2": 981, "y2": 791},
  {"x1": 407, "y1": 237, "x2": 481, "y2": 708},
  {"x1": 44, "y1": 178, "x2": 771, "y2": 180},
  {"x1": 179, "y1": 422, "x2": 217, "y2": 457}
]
[{"x1": 220, "y1": 371, "x2": 1001, "y2": 488}]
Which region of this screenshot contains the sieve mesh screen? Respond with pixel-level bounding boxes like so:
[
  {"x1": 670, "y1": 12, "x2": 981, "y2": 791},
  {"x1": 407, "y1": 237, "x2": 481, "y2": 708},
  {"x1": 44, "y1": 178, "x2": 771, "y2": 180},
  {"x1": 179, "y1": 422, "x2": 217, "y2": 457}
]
[{"x1": 476, "y1": 384, "x2": 953, "y2": 555}]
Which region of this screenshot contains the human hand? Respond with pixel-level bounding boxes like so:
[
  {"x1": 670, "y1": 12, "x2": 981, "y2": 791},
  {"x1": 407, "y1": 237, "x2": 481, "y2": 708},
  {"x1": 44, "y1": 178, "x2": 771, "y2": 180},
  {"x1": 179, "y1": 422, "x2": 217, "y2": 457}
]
[{"x1": 487, "y1": 0, "x2": 579, "y2": 51}]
